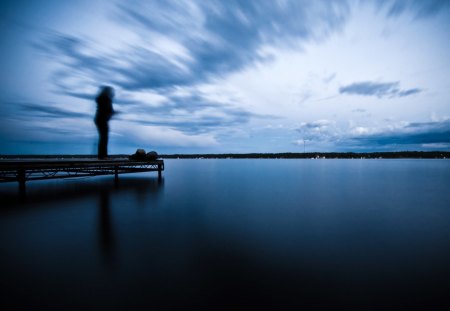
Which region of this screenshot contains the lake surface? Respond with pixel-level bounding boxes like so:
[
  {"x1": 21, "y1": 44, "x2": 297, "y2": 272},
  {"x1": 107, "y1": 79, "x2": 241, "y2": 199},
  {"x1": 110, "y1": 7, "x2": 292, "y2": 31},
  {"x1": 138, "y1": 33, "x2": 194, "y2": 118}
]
[{"x1": 1, "y1": 159, "x2": 450, "y2": 309}]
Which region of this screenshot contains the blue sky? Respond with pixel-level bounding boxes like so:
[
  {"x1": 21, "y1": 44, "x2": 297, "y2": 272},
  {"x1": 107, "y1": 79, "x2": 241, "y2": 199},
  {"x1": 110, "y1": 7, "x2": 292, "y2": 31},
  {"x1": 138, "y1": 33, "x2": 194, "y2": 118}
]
[{"x1": 1, "y1": 0, "x2": 450, "y2": 154}]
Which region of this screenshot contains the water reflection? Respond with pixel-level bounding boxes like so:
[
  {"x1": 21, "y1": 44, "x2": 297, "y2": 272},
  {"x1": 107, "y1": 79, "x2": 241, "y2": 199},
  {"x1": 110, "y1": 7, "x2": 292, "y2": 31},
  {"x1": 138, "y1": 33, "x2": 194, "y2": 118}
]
[
  {"x1": 2, "y1": 159, "x2": 450, "y2": 308},
  {"x1": 0, "y1": 175, "x2": 165, "y2": 263},
  {"x1": 0, "y1": 176, "x2": 165, "y2": 309},
  {"x1": 127, "y1": 176, "x2": 164, "y2": 207},
  {"x1": 96, "y1": 177, "x2": 164, "y2": 264},
  {"x1": 0, "y1": 175, "x2": 164, "y2": 209},
  {"x1": 98, "y1": 189, "x2": 115, "y2": 264}
]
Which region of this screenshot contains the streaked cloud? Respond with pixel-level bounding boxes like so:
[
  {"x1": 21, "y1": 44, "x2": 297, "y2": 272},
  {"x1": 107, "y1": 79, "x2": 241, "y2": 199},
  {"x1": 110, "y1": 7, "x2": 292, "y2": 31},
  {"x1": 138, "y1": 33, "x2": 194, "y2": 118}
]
[
  {"x1": 28, "y1": 1, "x2": 351, "y2": 152},
  {"x1": 37, "y1": 1, "x2": 351, "y2": 93},
  {"x1": 295, "y1": 120, "x2": 339, "y2": 141},
  {"x1": 352, "y1": 108, "x2": 367, "y2": 113},
  {"x1": 18, "y1": 102, "x2": 90, "y2": 119},
  {"x1": 397, "y1": 88, "x2": 421, "y2": 97},
  {"x1": 349, "y1": 119, "x2": 450, "y2": 147},
  {"x1": 378, "y1": 0, "x2": 450, "y2": 19},
  {"x1": 339, "y1": 81, "x2": 421, "y2": 98},
  {"x1": 119, "y1": 92, "x2": 267, "y2": 135},
  {"x1": 115, "y1": 123, "x2": 218, "y2": 148}
]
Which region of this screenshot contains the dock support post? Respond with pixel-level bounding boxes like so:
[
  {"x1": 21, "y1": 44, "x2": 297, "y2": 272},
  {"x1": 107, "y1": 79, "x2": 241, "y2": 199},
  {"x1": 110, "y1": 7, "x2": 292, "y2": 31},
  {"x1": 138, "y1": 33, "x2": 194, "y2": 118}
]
[
  {"x1": 158, "y1": 163, "x2": 162, "y2": 180},
  {"x1": 18, "y1": 168, "x2": 26, "y2": 196},
  {"x1": 114, "y1": 166, "x2": 119, "y2": 186}
]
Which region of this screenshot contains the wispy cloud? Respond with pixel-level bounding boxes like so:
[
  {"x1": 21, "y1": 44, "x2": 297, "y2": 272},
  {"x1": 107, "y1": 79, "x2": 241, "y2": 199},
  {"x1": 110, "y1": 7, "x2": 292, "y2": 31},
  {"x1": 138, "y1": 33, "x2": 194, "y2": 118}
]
[
  {"x1": 114, "y1": 123, "x2": 218, "y2": 149},
  {"x1": 29, "y1": 1, "x2": 351, "y2": 151},
  {"x1": 292, "y1": 118, "x2": 450, "y2": 151},
  {"x1": 36, "y1": 1, "x2": 350, "y2": 93},
  {"x1": 398, "y1": 88, "x2": 421, "y2": 97},
  {"x1": 18, "y1": 102, "x2": 90, "y2": 119},
  {"x1": 348, "y1": 119, "x2": 450, "y2": 148},
  {"x1": 295, "y1": 120, "x2": 339, "y2": 141},
  {"x1": 339, "y1": 81, "x2": 421, "y2": 98},
  {"x1": 120, "y1": 92, "x2": 266, "y2": 135},
  {"x1": 378, "y1": 0, "x2": 450, "y2": 19},
  {"x1": 352, "y1": 108, "x2": 367, "y2": 113},
  {"x1": 116, "y1": 1, "x2": 350, "y2": 88}
]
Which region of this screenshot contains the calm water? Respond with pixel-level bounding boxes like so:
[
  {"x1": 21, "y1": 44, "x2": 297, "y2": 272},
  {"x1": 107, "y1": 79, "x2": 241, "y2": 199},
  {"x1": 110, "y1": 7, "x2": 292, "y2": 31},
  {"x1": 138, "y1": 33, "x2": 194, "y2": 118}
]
[{"x1": 1, "y1": 159, "x2": 450, "y2": 309}]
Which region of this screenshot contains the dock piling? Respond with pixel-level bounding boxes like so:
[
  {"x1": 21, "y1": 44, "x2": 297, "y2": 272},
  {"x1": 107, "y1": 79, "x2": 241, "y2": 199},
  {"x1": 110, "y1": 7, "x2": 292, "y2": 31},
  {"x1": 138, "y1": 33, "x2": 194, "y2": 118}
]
[
  {"x1": 18, "y1": 168, "x2": 26, "y2": 196},
  {"x1": 1, "y1": 159, "x2": 164, "y2": 193},
  {"x1": 114, "y1": 166, "x2": 119, "y2": 186}
]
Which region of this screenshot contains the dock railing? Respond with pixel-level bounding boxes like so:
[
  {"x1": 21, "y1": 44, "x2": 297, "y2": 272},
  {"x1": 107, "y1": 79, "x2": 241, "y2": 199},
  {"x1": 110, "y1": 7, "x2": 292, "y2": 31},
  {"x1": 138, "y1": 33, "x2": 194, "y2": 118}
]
[{"x1": 0, "y1": 159, "x2": 164, "y2": 194}]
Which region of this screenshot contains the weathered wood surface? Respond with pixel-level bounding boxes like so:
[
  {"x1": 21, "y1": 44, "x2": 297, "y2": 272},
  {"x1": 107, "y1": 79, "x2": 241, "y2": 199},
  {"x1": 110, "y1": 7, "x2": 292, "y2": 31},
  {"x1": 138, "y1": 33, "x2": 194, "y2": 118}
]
[{"x1": 0, "y1": 159, "x2": 164, "y2": 189}]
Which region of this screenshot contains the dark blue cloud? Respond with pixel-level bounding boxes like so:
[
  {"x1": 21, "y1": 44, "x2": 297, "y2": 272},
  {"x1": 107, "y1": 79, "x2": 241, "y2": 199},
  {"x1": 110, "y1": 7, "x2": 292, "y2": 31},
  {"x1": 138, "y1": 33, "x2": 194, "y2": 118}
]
[
  {"x1": 34, "y1": 33, "x2": 120, "y2": 91},
  {"x1": 340, "y1": 81, "x2": 399, "y2": 97},
  {"x1": 18, "y1": 102, "x2": 90, "y2": 119},
  {"x1": 378, "y1": 0, "x2": 450, "y2": 19},
  {"x1": 118, "y1": 93, "x2": 271, "y2": 135},
  {"x1": 295, "y1": 120, "x2": 337, "y2": 141},
  {"x1": 398, "y1": 88, "x2": 421, "y2": 97},
  {"x1": 349, "y1": 120, "x2": 450, "y2": 148},
  {"x1": 34, "y1": 34, "x2": 114, "y2": 76},
  {"x1": 339, "y1": 81, "x2": 422, "y2": 98},
  {"x1": 36, "y1": 1, "x2": 350, "y2": 92},
  {"x1": 116, "y1": 0, "x2": 349, "y2": 90},
  {"x1": 0, "y1": 100, "x2": 91, "y2": 153},
  {"x1": 31, "y1": 1, "x2": 350, "y2": 139}
]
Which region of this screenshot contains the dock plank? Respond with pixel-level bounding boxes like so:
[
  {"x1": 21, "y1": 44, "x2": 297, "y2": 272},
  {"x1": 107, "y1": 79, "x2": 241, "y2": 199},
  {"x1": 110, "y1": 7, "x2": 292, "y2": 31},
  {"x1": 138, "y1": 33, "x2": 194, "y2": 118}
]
[{"x1": 0, "y1": 159, "x2": 164, "y2": 192}]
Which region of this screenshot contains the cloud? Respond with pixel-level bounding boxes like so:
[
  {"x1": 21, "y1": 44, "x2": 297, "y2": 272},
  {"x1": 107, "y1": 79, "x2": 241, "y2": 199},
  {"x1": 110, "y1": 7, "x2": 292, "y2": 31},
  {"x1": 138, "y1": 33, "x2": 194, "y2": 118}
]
[
  {"x1": 339, "y1": 81, "x2": 399, "y2": 97},
  {"x1": 2, "y1": 90, "x2": 266, "y2": 151},
  {"x1": 378, "y1": 0, "x2": 450, "y2": 19},
  {"x1": 18, "y1": 102, "x2": 90, "y2": 119},
  {"x1": 115, "y1": 123, "x2": 218, "y2": 148},
  {"x1": 115, "y1": 90, "x2": 270, "y2": 135},
  {"x1": 398, "y1": 88, "x2": 421, "y2": 97},
  {"x1": 116, "y1": 0, "x2": 351, "y2": 88},
  {"x1": 295, "y1": 119, "x2": 339, "y2": 141},
  {"x1": 352, "y1": 108, "x2": 367, "y2": 113},
  {"x1": 348, "y1": 119, "x2": 450, "y2": 148},
  {"x1": 0, "y1": 100, "x2": 95, "y2": 150},
  {"x1": 35, "y1": 1, "x2": 351, "y2": 93},
  {"x1": 30, "y1": 1, "x2": 351, "y2": 150},
  {"x1": 293, "y1": 119, "x2": 450, "y2": 151},
  {"x1": 339, "y1": 81, "x2": 422, "y2": 98},
  {"x1": 323, "y1": 73, "x2": 336, "y2": 84}
]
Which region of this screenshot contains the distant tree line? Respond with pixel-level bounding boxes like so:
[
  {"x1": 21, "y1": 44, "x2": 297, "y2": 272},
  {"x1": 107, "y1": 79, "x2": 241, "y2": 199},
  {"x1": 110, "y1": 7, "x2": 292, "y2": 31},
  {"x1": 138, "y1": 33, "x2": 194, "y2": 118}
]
[
  {"x1": 1, "y1": 151, "x2": 449, "y2": 160},
  {"x1": 160, "y1": 151, "x2": 450, "y2": 159}
]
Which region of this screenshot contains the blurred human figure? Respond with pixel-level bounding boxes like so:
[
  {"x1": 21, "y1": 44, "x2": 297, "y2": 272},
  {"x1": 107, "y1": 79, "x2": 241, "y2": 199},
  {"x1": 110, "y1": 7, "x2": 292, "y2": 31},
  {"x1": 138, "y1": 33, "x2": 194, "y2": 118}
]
[{"x1": 95, "y1": 86, "x2": 115, "y2": 159}]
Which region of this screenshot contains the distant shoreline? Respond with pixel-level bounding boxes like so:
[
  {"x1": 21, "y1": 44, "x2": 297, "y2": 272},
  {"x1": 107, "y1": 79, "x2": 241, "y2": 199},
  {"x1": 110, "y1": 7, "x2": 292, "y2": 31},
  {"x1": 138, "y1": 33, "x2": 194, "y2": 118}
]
[
  {"x1": 161, "y1": 151, "x2": 450, "y2": 159},
  {"x1": 1, "y1": 151, "x2": 449, "y2": 159}
]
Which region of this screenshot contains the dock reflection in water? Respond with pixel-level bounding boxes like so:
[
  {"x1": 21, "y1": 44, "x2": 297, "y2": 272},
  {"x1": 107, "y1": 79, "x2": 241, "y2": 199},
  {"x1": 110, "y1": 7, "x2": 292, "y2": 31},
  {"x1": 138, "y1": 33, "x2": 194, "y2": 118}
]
[
  {"x1": 97, "y1": 177, "x2": 164, "y2": 265},
  {"x1": 98, "y1": 189, "x2": 115, "y2": 264},
  {"x1": 1, "y1": 159, "x2": 450, "y2": 309},
  {"x1": 0, "y1": 175, "x2": 165, "y2": 309}
]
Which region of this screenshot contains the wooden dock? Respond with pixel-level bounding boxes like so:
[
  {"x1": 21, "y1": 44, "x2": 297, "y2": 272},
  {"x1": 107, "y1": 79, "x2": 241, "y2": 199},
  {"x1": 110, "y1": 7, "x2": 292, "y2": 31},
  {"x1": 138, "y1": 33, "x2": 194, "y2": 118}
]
[{"x1": 0, "y1": 158, "x2": 164, "y2": 194}]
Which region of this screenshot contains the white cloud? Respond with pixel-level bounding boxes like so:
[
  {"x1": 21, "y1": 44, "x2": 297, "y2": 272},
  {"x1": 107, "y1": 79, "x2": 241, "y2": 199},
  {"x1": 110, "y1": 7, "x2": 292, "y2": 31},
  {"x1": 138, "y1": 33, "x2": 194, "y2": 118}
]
[
  {"x1": 116, "y1": 123, "x2": 218, "y2": 147},
  {"x1": 120, "y1": 90, "x2": 169, "y2": 107},
  {"x1": 421, "y1": 143, "x2": 450, "y2": 149},
  {"x1": 350, "y1": 126, "x2": 371, "y2": 136}
]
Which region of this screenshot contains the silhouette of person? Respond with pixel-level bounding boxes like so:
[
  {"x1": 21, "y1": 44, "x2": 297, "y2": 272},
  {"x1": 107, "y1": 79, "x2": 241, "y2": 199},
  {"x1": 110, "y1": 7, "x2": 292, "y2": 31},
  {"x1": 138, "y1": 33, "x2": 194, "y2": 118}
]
[{"x1": 95, "y1": 86, "x2": 115, "y2": 159}]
